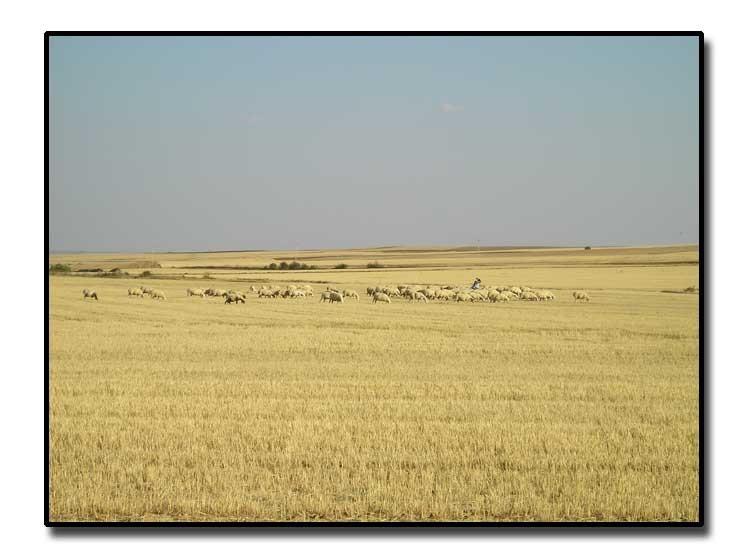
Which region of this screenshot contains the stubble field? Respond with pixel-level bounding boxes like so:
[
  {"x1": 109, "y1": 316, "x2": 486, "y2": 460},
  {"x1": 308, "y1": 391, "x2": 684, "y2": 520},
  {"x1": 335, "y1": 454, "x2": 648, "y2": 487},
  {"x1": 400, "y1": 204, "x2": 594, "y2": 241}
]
[{"x1": 48, "y1": 245, "x2": 699, "y2": 522}]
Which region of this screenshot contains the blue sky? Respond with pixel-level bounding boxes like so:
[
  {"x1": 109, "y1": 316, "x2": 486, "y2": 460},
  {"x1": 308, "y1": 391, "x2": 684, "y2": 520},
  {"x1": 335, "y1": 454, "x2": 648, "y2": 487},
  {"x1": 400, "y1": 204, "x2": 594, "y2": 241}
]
[{"x1": 49, "y1": 35, "x2": 699, "y2": 251}]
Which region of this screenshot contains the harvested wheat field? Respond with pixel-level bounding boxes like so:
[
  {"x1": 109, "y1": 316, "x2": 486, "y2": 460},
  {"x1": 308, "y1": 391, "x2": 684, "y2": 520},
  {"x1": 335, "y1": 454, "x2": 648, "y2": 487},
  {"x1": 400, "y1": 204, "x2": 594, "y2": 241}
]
[{"x1": 48, "y1": 244, "x2": 699, "y2": 522}]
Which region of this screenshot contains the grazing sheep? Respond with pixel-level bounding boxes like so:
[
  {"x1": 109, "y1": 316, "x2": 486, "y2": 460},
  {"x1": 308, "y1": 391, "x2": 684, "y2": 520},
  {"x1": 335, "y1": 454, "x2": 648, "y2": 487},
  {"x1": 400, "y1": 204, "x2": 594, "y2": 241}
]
[
  {"x1": 520, "y1": 291, "x2": 539, "y2": 301},
  {"x1": 436, "y1": 289, "x2": 453, "y2": 301},
  {"x1": 128, "y1": 287, "x2": 144, "y2": 298},
  {"x1": 329, "y1": 292, "x2": 344, "y2": 304},
  {"x1": 224, "y1": 293, "x2": 245, "y2": 304},
  {"x1": 141, "y1": 286, "x2": 153, "y2": 295},
  {"x1": 151, "y1": 289, "x2": 166, "y2": 300},
  {"x1": 402, "y1": 290, "x2": 416, "y2": 301},
  {"x1": 82, "y1": 289, "x2": 98, "y2": 300},
  {"x1": 455, "y1": 293, "x2": 472, "y2": 303},
  {"x1": 510, "y1": 286, "x2": 522, "y2": 296},
  {"x1": 343, "y1": 289, "x2": 359, "y2": 301},
  {"x1": 366, "y1": 286, "x2": 376, "y2": 297},
  {"x1": 423, "y1": 288, "x2": 436, "y2": 300},
  {"x1": 248, "y1": 286, "x2": 257, "y2": 293},
  {"x1": 573, "y1": 291, "x2": 590, "y2": 302},
  {"x1": 319, "y1": 291, "x2": 331, "y2": 302},
  {"x1": 187, "y1": 288, "x2": 205, "y2": 298},
  {"x1": 372, "y1": 292, "x2": 391, "y2": 304},
  {"x1": 414, "y1": 292, "x2": 428, "y2": 303},
  {"x1": 258, "y1": 288, "x2": 274, "y2": 298},
  {"x1": 537, "y1": 290, "x2": 555, "y2": 301},
  {"x1": 291, "y1": 290, "x2": 306, "y2": 298}
]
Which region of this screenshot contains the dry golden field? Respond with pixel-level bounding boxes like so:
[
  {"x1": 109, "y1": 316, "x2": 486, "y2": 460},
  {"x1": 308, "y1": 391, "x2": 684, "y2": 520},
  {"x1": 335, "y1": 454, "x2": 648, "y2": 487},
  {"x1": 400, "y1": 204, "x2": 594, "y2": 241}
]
[{"x1": 48, "y1": 245, "x2": 699, "y2": 522}]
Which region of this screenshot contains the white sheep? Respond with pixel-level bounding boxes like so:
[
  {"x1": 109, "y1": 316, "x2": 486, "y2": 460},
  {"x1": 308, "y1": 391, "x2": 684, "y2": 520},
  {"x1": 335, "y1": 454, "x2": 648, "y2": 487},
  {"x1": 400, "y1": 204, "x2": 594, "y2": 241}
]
[
  {"x1": 510, "y1": 286, "x2": 522, "y2": 296},
  {"x1": 128, "y1": 287, "x2": 144, "y2": 298},
  {"x1": 151, "y1": 289, "x2": 166, "y2": 300},
  {"x1": 520, "y1": 291, "x2": 539, "y2": 301},
  {"x1": 343, "y1": 289, "x2": 359, "y2": 301},
  {"x1": 573, "y1": 291, "x2": 590, "y2": 302},
  {"x1": 82, "y1": 288, "x2": 98, "y2": 300},
  {"x1": 537, "y1": 290, "x2": 555, "y2": 301},
  {"x1": 187, "y1": 288, "x2": 205, "y2": 298},
  {"x1": 372, "y1": 292, "x2": 391, "y2": 304},
  {"x1": 455, "y1": 293, "x2": 472, "y2": 303},
  {"x1": 414, "y1": 292, "x2": 428, "y2": 303},
  {"x1": 319, "y1": 291, "x2": 331, "y2": 302}
]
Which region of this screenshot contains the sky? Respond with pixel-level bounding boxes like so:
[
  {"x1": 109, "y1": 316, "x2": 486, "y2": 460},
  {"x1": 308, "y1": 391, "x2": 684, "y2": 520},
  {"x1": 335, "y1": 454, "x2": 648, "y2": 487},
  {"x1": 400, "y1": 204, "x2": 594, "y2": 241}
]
[{"x1": 49, "y1": 35, "x2": 700, "y2": 252}]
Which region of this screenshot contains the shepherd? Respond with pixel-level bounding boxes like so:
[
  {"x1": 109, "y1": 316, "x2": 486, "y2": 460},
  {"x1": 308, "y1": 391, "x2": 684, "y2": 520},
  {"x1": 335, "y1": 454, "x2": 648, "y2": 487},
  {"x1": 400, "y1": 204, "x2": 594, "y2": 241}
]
[{"x1": 471, "y1": 277, "x2": 481, "y2": 290}]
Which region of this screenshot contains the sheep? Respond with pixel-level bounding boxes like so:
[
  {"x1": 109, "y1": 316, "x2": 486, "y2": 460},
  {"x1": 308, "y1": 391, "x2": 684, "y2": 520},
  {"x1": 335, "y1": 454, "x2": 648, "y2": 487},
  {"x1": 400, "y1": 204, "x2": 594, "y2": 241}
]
[
  {"x1": 82, "y1": 289, "x2": 98, "y2": 300},
  {"x1": 510, "y1": 286, "x2": 522, "y2": 296},
  {"x1": 487, "y1": 290, "x2": 501, "y2": 303},
  {"x1": 151, "y1": 289, "x2": 166, "y2": 300},
  {"x1": 187, "y1": 288, "x2": 205, "y2": 298},
  {"x1": 537, "y1": 290, "x2": 555, "y2": 301},
  {"x1": 402, "y1": 290, "x2": 416, "y2": 301},
  {"x1": 455, "y1": 293, "x2": 472, "y2": 303},
  {"x1": 319, "y1": 291, "x2": 331, "y2": 302},
  {"x1": 501, "y1": 290, "x2": 519, "y2": 300},
  {"x1": 520, "y1": 291, "x2": 539, "y2": 301},
  {"x1": 258, "y1": 288, "x2": 274, "y2": 298},
  {"x1": 423, "y1": 288, "x2": 436, "y2": 300},
  {"x1": 291, "y1": 290, "x2": 306, "y2": 298},
  {"x1": 573, "y1": 291, "x2": 590, "y2": 302},
  {"x1": 366, "y1": 286, "x2": 376, "y2": 297},
  {"x1": 436, "y1": 289, "x2": 454, "y2": 301},
  {"x1": 414, "y1": 292, "x2": 428, "y2": 303},
  {"x1": 224, "y1": 293, "x2": 245, "y2": 304},
  {"x1": 342, "y1": 289, "x2": 359, "y2": 301},
  {"x1": 140, "y1": 286, "x2": 153, "y2": 295},
  {"x1": 248, "y1": 286, "x2": 257, "y2": 293},
  {"x1": 328, "y1": 292, "x2": 344, "y2": 304},
  {"x1": 128, "y1": 287, "x2": 144, "y2": 298},
  {"x1": 372, "y1": 292, "x2": 391, "y2": 304}
]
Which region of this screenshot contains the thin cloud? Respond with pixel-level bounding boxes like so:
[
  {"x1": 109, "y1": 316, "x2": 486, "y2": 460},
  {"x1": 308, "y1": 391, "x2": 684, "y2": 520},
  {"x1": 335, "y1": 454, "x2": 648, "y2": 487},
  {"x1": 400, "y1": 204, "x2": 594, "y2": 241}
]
[{"x1": 440, "y1": 102, "x2": 464, "y2": 113}]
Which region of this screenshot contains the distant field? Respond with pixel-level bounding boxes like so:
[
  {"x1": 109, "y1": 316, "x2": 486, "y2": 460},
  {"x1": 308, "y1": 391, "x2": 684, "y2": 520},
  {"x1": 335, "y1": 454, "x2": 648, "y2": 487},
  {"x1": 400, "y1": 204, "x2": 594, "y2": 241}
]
[{"x1": 49, "y1": 245, "x2": 699, "y2": 522}]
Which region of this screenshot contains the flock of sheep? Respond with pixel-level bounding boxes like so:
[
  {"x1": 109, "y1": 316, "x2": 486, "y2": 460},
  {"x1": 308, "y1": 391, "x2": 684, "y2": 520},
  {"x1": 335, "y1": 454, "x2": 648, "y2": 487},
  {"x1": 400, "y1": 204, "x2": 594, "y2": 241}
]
[
  {"x1": 358, "y1": 284, "x2": 590, "y2": 304},
  {"x1": 82, "y1": 284, "x2": 591, "y2": 304}
]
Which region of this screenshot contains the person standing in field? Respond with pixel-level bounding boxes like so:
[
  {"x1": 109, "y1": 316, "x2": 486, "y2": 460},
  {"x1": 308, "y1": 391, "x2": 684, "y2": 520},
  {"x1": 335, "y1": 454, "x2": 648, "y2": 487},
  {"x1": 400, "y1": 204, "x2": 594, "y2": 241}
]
[{"x1": 471, "y1": 277, "x2": 481, "y2": 290}]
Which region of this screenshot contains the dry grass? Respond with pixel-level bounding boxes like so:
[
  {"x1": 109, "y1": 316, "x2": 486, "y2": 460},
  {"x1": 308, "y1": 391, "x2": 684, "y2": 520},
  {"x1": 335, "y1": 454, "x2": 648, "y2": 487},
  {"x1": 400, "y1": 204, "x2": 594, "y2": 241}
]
[{"x1": 49, "y1": 245, "x2": 699, "y2": 522}]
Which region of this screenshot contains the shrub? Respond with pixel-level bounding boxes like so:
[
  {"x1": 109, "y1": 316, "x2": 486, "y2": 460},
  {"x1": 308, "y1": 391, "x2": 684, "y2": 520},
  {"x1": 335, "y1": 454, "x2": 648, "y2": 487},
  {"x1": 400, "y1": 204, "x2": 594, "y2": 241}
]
[
  {"x1": 140, "y1": 270, "x2": 152, "y2": 278},
  {"x1": 366, "y1": 261, "x2": 385, "y2": 269},
  {"x1": 334, "y1": 263, "x2": 348, "y2": 269},
  {"x1": 279, "y1": 261, "x2": 289, "y2": 270},
  {"x1": 584, "y1": 246, "x2": 592, "y2": 250},
  {"x1": 49, "y1": 263, "x2": 72, "y2": 275},
  {"x1": 268, "y1": 263, "x2": 278, "y2": 270},
  {"x1": 202, "y1": 273, "x2": 212, "y2": 280}
]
